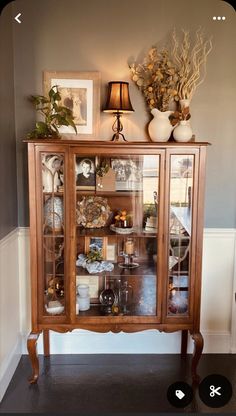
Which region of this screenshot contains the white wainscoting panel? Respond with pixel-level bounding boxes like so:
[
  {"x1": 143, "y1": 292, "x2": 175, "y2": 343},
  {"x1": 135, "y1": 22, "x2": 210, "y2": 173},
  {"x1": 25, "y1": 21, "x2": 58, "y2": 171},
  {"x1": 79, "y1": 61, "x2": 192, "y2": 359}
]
[
  {"x1": 0, "y1": 229, "x2": 21, "y2": 402},
  {"x1": 1, "y1": 227, "x2": 235, "y2": 401},
  {"x1": 19, "y1": 227, "x2": 236, "y2": 355},
  {"x1": 230, "y1": 230, "x2": 236, "y2": 353}
]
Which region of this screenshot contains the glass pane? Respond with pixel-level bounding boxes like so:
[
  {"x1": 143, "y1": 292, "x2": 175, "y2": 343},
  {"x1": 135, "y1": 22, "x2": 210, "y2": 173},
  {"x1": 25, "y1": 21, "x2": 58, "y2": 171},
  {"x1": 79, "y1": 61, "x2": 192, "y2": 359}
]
[
  {"x1": 41, "y1": 153, "x2": 65, "y2": 316},
  {"x1": 75, "y1": 154, "x2": 159, "y2": 317},
  {"x1": 168, "y1": 155, "x2": 193, "y2": 316}
]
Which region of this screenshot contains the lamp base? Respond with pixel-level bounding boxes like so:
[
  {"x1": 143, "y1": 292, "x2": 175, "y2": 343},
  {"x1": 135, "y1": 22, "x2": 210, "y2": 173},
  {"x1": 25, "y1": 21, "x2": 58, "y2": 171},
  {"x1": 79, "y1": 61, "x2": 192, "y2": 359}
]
[{"x1": 111, "y1": 132, "x2": 127, "y2": 142}]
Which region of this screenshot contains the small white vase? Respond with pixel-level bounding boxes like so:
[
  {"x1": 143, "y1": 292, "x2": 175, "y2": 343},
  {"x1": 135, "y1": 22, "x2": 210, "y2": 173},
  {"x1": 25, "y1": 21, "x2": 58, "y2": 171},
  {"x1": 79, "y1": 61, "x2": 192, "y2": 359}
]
[
  {"x1": 173, "y1": 120, "x2": 193, "y2": 142},
  {"x1": 148, "y1": 108, "x2": 175, "y2": 142}
]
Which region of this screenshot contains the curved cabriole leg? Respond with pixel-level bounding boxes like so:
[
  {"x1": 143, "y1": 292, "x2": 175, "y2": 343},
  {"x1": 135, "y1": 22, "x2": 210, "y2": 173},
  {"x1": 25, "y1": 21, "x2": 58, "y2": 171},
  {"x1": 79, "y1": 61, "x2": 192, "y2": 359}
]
[
  {"x1": 27, "y1": 332, "x2": 40, "y2": 384},
  {"x1": 191, "y1": 332, "x2": 204, "y2": 384}
]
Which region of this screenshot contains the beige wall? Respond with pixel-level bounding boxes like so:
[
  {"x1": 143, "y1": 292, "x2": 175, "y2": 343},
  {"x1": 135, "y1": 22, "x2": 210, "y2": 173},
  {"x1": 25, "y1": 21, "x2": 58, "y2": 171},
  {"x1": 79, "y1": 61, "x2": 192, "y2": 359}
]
[{"x1": 11, "y1": 0, "x2": 236, "y2": 227}]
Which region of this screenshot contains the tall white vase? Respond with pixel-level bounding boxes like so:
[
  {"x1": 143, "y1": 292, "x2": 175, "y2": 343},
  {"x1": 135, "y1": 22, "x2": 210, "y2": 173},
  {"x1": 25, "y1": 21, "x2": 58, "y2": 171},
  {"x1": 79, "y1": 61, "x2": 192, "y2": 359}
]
[{"x1": 148, "y1": 108, "x2": 175, "y2": 142}]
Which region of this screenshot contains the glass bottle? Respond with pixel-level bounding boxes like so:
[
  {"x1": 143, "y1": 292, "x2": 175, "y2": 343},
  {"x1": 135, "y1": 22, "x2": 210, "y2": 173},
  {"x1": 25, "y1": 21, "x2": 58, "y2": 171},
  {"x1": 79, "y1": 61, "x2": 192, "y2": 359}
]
[{"x1": 119, "y1": 281, "x2": 133, "y2": 315}]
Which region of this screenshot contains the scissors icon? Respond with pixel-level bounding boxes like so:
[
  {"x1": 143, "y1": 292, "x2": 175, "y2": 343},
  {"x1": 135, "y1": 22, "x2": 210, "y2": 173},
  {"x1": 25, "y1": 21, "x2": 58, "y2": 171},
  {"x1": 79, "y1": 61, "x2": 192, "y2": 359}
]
[{"x1": 210, "y1": 385, "x2": 221, "y2": 397}]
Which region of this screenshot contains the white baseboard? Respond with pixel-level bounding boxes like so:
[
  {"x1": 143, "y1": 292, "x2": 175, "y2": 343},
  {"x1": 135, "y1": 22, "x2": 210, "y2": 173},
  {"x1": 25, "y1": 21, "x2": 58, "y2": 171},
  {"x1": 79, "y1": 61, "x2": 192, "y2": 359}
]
[
  {"x1": 202, "y1": 330, "x2": 231, "y2": 353},
  {"x1": 0, "y1": 335, "x2": 22, "y2": 402}
]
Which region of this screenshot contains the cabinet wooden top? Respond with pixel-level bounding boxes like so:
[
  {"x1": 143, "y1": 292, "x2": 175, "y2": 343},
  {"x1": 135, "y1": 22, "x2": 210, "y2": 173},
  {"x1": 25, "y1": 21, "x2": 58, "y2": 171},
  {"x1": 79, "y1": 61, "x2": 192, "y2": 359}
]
[{"x1": 24, "y1": 139, "x2": 210, "y2": 148}]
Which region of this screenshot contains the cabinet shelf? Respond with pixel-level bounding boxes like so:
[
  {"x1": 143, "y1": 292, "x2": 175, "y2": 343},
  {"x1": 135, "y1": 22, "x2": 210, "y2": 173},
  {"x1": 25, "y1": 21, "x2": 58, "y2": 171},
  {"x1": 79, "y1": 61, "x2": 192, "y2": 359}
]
[
  {"x1": 43, "y1": 234, "x2": 64, "y2": 238},
  {"x1": 77, "y1": 304, "x2": 156, "y2": 317},
  {"x1": 76, "y1": 262, "x2": 156, "y2": 277},
  {"x1": 76, "y1": 227, "x2": 156, "y2": 238},
  {"x1": 76, "y1": 191, "x2": 143, "y2": 197}
]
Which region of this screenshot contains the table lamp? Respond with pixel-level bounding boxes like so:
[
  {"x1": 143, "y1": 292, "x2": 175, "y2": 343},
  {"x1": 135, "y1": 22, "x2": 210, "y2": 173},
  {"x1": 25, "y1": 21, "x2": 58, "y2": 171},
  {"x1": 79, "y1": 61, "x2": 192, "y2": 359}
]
[{"x1": 103, "y1": 81, "x2": 134, "y2": 141}]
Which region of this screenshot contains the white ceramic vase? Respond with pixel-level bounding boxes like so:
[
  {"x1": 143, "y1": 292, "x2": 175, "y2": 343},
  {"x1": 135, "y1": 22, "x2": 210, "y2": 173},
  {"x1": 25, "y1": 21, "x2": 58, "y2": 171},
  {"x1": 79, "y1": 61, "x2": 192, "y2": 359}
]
[
  {"x1": 148, "y1": 108, "x2": 175, "y2": 142},
  {"x1": 44, "y1": 196, "x2": 63, "y2": 231},
  {"x1": 173, "y1": 98, "x2": 193, "y2": 142},
  {"x1": 173, "y1": 120, "x2": 193, "y2": 142}
]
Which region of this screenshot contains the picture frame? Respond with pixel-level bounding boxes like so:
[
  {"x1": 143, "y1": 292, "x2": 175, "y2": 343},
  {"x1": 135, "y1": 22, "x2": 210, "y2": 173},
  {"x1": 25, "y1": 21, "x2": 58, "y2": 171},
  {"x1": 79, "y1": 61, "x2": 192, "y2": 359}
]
[
  {"x1": 111, "y1": 157, "x2": 143, "y2": 191},
  {"x1": 106, "y1": 243, "x2": 117, "y2": 263},
  {"x1": 85, "y1": 236, "x2": 107, "y2": 259},
  {"x1": 76, "y1": 275, "x2": 100, "y2": 303},
  {"x1": 76, "y1": 156, "x2": 96, "y2": 190},
  {"x1": 43, "y1": 71, "x2": 100, "y2": 139}
]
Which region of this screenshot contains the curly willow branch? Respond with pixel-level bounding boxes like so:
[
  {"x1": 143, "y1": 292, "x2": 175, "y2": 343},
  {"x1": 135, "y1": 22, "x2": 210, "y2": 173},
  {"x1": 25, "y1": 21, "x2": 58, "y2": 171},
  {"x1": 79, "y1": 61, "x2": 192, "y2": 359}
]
[{"x1": 171, "y1": 28, "x2": 213, "y2": 100}]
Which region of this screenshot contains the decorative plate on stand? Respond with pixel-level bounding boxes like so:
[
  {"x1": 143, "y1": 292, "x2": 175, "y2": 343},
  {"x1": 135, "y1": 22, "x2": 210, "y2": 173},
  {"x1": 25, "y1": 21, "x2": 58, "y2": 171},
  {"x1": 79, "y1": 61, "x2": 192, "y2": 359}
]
[{"x1": 76, "y1": 196, "x2": 111, "y2": 228}]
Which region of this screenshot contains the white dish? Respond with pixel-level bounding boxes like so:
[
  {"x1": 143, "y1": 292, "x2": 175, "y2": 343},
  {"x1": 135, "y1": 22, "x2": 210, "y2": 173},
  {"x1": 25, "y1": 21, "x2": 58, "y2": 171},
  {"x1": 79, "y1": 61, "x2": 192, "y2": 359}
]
[
  {"x1": 45, "y1": 304, "x2": 64, "y2": 315},
  {"x1": 110, "y1": 224, "x2": 135, "y2": 234}
]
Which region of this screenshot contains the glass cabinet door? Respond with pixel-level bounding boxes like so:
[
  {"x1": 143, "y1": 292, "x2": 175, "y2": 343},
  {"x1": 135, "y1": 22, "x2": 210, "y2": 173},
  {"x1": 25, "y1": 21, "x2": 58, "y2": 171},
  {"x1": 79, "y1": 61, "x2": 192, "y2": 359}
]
[
  {"x1": 40, "y1": 153, "x2": 66, "y2": 317},
  {"x1": 74, "y1": 153, "x2": 161, "y2": 318},
  {"x1": 167, "y1": 154, "x2": 194, "y2": 317}
]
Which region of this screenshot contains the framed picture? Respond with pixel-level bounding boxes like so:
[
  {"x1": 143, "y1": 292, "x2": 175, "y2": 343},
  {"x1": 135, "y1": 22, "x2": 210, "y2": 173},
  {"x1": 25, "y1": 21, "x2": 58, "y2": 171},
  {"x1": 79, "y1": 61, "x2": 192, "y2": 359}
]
[
  {"x1": 43, "y1": 71, "x2": 100, "y2": 139},
  {"x1": 76, "y1": 156, "x2": 96, "y2": 190},
  {"x1": 106, "y1": 243, "x2": 117, "y2": 262},
  {"x1": 76, "y1": 275, "x2": 100, "y2": 303},
  {"x1": 85, "y1": 236, "x2": 107, "y2": 259},
  {"x1": 111, "y1": 158, "x2": 143, "y2": 191}
]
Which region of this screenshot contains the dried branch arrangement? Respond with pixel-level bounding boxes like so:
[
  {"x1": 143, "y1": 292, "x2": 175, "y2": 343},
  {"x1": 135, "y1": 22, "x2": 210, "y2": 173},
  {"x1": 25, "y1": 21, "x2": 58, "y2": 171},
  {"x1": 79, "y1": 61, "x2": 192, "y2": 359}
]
[
  {"x1": 129, "y1": 28, "x2": 212, "y2": 112},
  {"x1": 172, "y1": 28, "x2": 213, "y2": 100},
  {"x1": 129, "y1": 48, "x2": 179, "y2": 111}
]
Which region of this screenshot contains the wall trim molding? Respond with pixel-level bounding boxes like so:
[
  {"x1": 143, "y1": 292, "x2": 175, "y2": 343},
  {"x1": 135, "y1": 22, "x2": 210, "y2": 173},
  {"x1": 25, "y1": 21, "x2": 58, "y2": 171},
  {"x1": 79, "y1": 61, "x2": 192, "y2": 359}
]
[
  {"x1": 17, "y1": 226, "x2": 29, "y2": 238},
  {"x1": 203, "y1": 228, "x2": 236, "y2": 238},
  {"x1": 0, "y1": 228, "x2": 18, "y2": 249}
]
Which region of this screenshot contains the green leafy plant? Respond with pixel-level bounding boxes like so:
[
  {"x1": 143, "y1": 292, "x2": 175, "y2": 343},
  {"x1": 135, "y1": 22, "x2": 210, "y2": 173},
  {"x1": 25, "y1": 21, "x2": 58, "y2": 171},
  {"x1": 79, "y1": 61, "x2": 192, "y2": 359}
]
[
  {"x1": 86, "y1": 249, "x2": 103, "y2": 263},
  {"x1": 27, "y1": 85, "x2": 77, "y2": 139}
]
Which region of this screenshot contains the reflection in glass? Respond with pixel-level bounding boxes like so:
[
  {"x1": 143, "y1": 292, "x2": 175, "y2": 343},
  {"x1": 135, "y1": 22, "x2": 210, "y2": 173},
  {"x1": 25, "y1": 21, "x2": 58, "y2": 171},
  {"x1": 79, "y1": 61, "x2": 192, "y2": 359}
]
[
  {"x1": 41, "y1": 153, "x2": 65, "y2": 316},
  {"x1": 168, "y1": 155, "x2": 194, "y2": 316},
  {"x1": 75, "y1": 154, "x2": 160, "y2": 317}
]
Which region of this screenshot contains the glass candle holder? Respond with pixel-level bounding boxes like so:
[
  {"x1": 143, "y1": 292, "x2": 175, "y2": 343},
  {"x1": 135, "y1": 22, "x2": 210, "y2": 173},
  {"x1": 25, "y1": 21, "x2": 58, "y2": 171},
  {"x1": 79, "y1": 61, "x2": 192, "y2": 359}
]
[{"x1": 118, "y1": 237, "x2": 139, "y2": 269}]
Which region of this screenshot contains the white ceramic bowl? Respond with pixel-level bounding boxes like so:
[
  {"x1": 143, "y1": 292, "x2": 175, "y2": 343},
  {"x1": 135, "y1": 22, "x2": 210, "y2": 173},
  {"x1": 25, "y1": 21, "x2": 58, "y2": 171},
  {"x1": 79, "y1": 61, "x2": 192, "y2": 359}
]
[{"x1": 45, "y1": 304, "x2": 64, "y2": 315}]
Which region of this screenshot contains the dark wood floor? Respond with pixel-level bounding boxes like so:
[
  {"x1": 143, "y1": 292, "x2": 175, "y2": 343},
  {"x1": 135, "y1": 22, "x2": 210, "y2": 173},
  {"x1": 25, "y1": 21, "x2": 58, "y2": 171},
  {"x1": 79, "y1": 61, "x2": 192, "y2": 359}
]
[{"x1": 0, "y1": 354, "x2": 236, "y2": 414}]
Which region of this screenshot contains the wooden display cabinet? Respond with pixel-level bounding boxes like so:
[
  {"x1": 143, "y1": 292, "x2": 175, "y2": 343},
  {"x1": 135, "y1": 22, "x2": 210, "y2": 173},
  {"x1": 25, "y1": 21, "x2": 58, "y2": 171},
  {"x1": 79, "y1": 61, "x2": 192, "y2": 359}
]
[{"x1": 26, "y1": 140, "x2": 208, "y2": 384}]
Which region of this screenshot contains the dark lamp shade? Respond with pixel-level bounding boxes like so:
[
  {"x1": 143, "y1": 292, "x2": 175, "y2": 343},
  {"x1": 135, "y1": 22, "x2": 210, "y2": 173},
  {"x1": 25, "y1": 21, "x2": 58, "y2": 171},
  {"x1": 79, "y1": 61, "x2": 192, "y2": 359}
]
[{"x1": 103, "y1": 81, "x2": 134, "y2": 113}]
